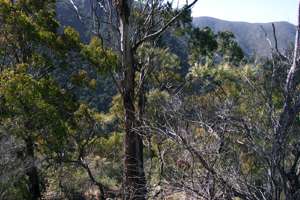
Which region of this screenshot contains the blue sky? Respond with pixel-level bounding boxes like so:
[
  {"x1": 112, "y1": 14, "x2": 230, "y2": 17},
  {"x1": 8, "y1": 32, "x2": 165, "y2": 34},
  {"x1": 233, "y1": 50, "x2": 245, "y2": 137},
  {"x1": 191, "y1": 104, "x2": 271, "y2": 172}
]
[{"x1": 191, "y1": 0, "x2": 298, "y2": 24}]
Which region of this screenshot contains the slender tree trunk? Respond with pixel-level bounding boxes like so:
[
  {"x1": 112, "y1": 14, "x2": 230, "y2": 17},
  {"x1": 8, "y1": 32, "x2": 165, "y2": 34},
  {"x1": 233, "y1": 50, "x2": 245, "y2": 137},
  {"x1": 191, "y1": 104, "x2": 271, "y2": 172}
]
[
  {"x1": 115, "y1": 0, "x2": 146, "y2": 199},
  {"x1": 25, "y1": 137, "x2": 41, "y2": 200},
  {"x1": 271, "y1": 2, "x2": 300, "y2": 199}
]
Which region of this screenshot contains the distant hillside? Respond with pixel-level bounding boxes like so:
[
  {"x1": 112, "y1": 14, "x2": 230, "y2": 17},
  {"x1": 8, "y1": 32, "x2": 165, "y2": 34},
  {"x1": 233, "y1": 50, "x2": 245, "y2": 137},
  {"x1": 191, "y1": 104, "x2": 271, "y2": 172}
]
[
  {"x1": 56, "y1": 0, "x2": 92, "y2": 42},
  {"x1": 193, "y1": 17, "x2": 296, "y2": 57},
  {"x1": 56, "y1": 1, "x2": 296, "y2": 58}
]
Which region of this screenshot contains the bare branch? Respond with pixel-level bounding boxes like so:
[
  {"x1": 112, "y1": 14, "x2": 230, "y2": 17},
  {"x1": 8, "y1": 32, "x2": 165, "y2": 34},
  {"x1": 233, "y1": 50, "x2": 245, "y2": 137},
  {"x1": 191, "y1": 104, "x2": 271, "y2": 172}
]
[{"x1": 133, "y1": 0, "x2": 199, "y2": 50}]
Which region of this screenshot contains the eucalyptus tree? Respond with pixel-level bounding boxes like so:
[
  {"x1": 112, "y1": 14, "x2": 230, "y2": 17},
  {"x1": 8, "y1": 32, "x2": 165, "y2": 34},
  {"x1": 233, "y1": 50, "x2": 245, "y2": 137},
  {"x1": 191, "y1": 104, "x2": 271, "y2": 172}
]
[
  {"x1": 0, "y1": 1, "x2": 63, "y2": 199},
  {"x1": 188, "y1": 27, "x2": 244, "y2": 67},
  {"x1": 66, "y1": 0, "x2": 199, "y2": 198},
  {"x1": 0, "y1": 0, "x2": 115, "y2": 199}
]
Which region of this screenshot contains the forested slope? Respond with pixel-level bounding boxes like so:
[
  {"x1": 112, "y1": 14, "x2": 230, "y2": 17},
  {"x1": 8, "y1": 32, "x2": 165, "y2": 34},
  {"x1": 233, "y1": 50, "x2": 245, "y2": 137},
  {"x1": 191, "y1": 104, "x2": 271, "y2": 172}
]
[{"x1": 1, "y1": 1, "x2": 300, "y2": 200}]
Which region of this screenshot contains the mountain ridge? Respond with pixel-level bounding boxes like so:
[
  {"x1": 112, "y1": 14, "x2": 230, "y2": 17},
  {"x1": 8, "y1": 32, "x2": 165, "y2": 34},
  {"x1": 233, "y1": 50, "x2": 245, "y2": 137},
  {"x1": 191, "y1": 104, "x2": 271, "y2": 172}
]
[
  {"x1": 56, "y1": 0, "x2": 296, "y2": 57},
  {"x1": 193, "y1": 16, "x2": 294, "y2": 25},
  {"x1": 192, "y1": 16, "x2": 296, "y2": 57}
]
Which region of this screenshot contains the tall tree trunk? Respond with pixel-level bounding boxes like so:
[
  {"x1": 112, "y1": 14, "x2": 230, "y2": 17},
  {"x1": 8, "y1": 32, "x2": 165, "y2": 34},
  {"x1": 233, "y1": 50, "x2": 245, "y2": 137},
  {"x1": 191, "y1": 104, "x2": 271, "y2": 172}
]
[
  {"x1": 271, "y1": 2, "x2": 300, "y2": 199},
  {"x1": 25, "y1": 137, "x2": 41, "y2": 200},
  {"x1": 116, "y1": 0, "x2": 146, "y2": 199}
]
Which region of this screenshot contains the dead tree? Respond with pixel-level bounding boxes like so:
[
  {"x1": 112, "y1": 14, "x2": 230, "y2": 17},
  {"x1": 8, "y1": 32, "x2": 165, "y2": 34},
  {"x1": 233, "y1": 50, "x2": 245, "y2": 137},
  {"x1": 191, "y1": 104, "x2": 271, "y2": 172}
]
[{"x1": 271, "y1": 1, "x2": 300, "y2": 199}]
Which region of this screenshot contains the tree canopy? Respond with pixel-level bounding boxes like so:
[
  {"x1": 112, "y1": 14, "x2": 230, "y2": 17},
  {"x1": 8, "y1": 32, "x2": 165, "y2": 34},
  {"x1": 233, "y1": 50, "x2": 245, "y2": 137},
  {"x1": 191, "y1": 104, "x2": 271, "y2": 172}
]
[{"x1": 1, "y1": 1, "x2": 299, "y2": 200}]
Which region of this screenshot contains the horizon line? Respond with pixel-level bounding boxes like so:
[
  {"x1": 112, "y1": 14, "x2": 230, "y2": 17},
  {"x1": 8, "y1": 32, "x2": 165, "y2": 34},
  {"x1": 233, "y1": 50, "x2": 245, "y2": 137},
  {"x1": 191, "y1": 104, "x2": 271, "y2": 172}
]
[{"x1": 191, "y1": 16, "x2": 296, "y2": 25}]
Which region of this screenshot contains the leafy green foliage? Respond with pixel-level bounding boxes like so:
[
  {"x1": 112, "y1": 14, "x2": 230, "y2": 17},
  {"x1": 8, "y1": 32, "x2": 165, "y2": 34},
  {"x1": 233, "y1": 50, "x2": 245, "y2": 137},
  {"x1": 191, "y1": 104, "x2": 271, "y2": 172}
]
[
  {"x1": 136, "y1": 43, "x2": 182, "y2": 90},
  {"x1": 0, "y1": 68, "x2": 77, "y2": 150},
  {"x1": 189, "y1": 27, "x2": 218, "y2": 60},
  {"x1": 189, "y1": 27, "x2": 245, "y2": 67},
  {"x1": 217, "y1": 31, "x2": 245, "y2": 65},
  {"x1": 81, "y1": 37, "x2": 118, "y2": 74},
  {"x1": 1, "y1": 0, "x2": 291, "y2": 199}
]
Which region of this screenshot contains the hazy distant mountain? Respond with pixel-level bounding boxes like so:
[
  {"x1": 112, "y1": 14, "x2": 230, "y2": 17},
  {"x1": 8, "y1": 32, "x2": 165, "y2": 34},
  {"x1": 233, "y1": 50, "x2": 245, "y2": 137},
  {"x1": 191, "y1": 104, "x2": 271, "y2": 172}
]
[
  {"x1": 193, "y1": 17, "x2": 296, "y2": 57},
  {"x1": 56, "y1": 0, "x2": 297, "y2": 58}
]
